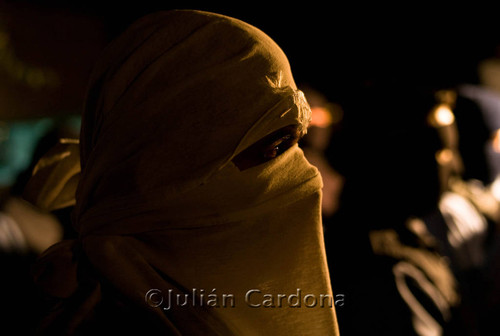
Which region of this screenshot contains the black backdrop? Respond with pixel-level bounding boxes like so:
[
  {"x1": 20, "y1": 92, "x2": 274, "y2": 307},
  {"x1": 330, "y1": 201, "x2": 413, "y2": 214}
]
[{"x1": 5, "y1": 1, "x2": 499, "y2": 103}]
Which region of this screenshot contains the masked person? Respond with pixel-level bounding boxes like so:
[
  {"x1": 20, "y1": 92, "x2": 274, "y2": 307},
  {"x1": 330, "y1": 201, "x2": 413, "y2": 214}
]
[{"x1": 23, "y1": 10, "x2": 339, "y2": 335}]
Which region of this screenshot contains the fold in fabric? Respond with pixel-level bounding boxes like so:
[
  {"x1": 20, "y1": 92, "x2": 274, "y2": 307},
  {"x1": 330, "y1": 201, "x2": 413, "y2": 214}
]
[
  {"x1": 23, "y1": 138, "x2": 80, "y2": 212},
  {"x1": 25, "y1": 10, "x2": 339, "y2": 335}
]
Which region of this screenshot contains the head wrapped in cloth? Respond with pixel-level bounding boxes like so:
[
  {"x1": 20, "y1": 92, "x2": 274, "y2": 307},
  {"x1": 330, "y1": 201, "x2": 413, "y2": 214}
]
[
  {"x1": 73, "y1": 9, "x2": 315, "y2": 235},
  {"x1": 26, "y1": 10, "x2": 338, "y2": 335}
]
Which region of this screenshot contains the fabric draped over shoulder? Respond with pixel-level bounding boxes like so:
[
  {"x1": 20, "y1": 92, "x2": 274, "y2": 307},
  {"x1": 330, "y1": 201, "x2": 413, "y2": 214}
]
[{"x1": 25, "y1": 10, "x2": 339, "y2": 335}]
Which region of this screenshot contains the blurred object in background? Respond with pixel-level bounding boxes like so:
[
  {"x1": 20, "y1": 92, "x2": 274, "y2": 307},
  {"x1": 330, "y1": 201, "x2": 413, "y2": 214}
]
[
  {"x1": 478, "y1": 44, "x2": 500, "y2": 98},
  {"x1": 0, "y1": 116, "x2": 80, "y2": 189},
  {"x1": 0, "y1": 117, "x2": 80, "y2": 335},
  {"x1": 425, "y1": 89, "x2": 490, "y2": 271},
  {"x1": 0, "y1": 0, "x2": 105, "y2": 254},
  {"x1": 465, "y1": 43, "x2": 500, "y2": 226},
  {"x1": 459, "y1": 83, "x2": 500, "y2": 186},
  {"x1": 423, "y1": 86, "x2": 500, "y2": 336},
  {"x1": 0, "y1": 0, "x2": 103, "y2": 251},
  {"x1": 457, "y1": 46, "x2": 500, "y2": 336},
  {"x1": 0, "y1": 0, "x2": 107, "y2": 120},
  {"x1": 300, "y1": 85, "x2": 345, "y2": 219},
  {"x1": 0, "y1": 1, "x2": 106, "y2": 333},
  {"x1": 1, "y1": 116, "x2": 80, "y2": 250},
  {"x1": 322, "y1": 80, "x2": 464, "y2": 335}
]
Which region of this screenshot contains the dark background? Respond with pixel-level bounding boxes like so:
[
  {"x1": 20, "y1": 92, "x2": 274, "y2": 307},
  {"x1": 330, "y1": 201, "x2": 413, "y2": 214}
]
[{"x1": 2, "y1": 0, "x2": 500, "y2": 113}]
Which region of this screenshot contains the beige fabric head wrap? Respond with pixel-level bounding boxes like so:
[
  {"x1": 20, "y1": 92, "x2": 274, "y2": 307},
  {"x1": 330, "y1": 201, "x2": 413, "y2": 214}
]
[{"x1": 25, "y1": 10, "x2": 339, "y2": 335}]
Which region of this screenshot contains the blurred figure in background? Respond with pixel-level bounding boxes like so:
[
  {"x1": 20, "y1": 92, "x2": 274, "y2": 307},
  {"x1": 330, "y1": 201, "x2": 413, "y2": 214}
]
[
  {"x1": 300, "y1": 85, "x2": 345, "y2": 221},
  {"x1": 439, "y1": 47, "x2": 500, "y2": 335},
  {"x1": 478, "y1": 44, "x2": 500, "y2": 100},
  {"x1": 407, "y1": 41, "x2": 500, "y2": 334},
  {"x1": 0, "y1": 3, "x2": 105, "y2": 333},
  {"x1": 420, "y1": 89, "x2": 493, "y2": 336},
  {"x1": 323, "y1": 80, "x2": 465, "y2": 335},
  {"x1": 0, "y1": 116, "x2": 80, "y2": 335}
]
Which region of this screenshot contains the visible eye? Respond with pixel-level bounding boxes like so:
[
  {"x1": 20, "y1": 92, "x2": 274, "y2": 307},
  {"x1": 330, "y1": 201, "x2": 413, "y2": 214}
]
[
  {"x1": 232, "y1": 125, "x2": 303, "y2": 170},
  {"x1": 263, "y1": 134, "x2": 294, "y2": 159}
]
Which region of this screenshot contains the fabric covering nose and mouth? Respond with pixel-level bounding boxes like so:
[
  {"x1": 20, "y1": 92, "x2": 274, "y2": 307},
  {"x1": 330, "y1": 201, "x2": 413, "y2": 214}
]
[{"x1": 25, "y1": 9, "x2": 339, "y2": 335}]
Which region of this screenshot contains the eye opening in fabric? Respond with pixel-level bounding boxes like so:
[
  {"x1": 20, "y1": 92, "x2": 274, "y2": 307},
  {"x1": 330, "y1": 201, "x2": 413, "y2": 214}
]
[{"x1": 232, "y1": 124, "x2": 304, "y2": 171}]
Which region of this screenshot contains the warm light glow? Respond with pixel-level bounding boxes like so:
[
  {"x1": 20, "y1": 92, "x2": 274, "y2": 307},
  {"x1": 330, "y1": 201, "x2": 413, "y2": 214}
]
[
  {"x1": 492, "y1": 129, "x2": 500, "y2": 153},
  {"x1": 490, "y1": 176, "x2": 500, "y2": 201},
  {"x1": 435, "y1": 148, "x2": 454, "y2": 165},
  {"x1": 429, "y1": 104, "x2": 455, "y2": 127},
  {"x1": 310, "y1": 107, "x2": 333, "y2": 128}
]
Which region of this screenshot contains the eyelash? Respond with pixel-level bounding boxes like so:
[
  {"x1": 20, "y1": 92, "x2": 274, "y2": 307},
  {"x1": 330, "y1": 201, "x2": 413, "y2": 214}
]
[{"x1": 264, "y1": 134, "x2": 294, "y2": 158}]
